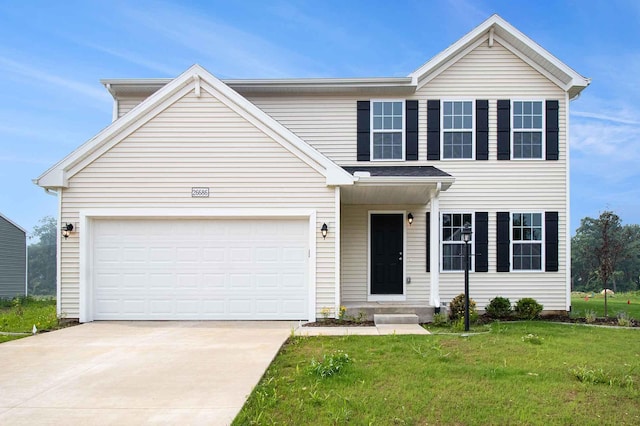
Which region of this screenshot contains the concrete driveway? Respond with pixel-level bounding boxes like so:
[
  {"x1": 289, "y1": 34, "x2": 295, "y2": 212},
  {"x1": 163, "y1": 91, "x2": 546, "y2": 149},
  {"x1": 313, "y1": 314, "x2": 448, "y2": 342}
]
[{"x1": 0, "y1": 321, "x2": 294, "y2": 425}]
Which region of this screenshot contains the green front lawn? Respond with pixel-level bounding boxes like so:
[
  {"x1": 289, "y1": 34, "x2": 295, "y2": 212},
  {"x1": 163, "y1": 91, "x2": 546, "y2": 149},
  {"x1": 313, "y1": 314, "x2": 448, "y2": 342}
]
[
  {"x1": 235, "y1": 322, "x2": 640, "y2": 425},
  {"x1": 571, "y1": 291, "x2": 640, "y2": 319},
  {"x1": 0, "y1": 297, "x2": 59, "y2": 343}
]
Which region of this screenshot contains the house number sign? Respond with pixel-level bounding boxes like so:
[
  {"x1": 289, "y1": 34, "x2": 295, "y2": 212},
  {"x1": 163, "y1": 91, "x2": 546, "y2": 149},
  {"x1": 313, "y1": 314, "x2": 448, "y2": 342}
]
[{"x1": 191, "y1": 187, "x2": 210, "y2": 198}]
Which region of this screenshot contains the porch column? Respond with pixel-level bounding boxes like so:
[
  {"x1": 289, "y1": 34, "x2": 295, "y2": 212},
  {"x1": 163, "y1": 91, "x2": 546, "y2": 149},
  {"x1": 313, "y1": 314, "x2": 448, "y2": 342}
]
[{"x1": 429, "y1": 184, "x2": 441, "y2": 308}]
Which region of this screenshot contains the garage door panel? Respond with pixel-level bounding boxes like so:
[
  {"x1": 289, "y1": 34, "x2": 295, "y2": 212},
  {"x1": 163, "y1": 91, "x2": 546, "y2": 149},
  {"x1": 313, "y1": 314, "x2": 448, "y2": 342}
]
[{"x1": 92, "y1": 218, "x2": 309, "y2": 320}]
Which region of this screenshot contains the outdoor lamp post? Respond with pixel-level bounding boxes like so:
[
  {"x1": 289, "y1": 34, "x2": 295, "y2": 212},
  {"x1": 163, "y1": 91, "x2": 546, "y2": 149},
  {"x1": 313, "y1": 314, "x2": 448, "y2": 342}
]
[{"x1": 461, "y1": 223, "x2": 473, "y2": 332}]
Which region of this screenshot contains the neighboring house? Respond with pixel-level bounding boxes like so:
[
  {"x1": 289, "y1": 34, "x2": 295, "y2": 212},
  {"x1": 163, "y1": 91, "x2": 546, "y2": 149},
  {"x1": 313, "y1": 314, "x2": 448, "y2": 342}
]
[
  {"x1": 35, "y1": 14, "x2": 589, "y2": 322},
  {"x1": 0, "y1": 213, "x2": 27, "y2": 299}
]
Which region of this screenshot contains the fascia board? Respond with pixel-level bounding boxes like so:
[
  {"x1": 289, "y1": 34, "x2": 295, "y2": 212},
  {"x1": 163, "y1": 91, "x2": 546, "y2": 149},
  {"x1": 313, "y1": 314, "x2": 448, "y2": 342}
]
[
  {"x1": 491, "y1": 15, "x2": 590, "y2": 88},
  {"x1": 354, "y1": 176, "x2": 455, "y2": 188},
  {"x1": 415, "y1": 36, "x2": 487, "y2": 89},
  {"x1": 492, "y1": 34, "x2": 569, "y2": 91},
  {"x1": 35, "y1": 69, "x2": 197, "y2": 188}
]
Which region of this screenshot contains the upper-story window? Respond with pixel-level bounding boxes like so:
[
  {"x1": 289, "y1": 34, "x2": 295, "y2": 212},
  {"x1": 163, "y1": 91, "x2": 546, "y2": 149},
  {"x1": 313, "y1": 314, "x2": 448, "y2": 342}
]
[
  {"x1": 512, "y1": 101, "x2": 543, "y2": 159},
  {"x1": 512, "y1": 212, "x2": 543, "y2": 271},
  {"x1": 371, "y1": 100, "x2": 404, "y2": 160},
  {"x1": 442, "y1": 101, "x2": 473, "y2": 159}
]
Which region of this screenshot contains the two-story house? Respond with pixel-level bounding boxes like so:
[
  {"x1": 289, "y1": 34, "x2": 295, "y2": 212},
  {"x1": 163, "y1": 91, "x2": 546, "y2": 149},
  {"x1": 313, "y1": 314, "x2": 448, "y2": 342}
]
[{"x1": 35, "y1": 14, "x2": 589, "y2": 322}]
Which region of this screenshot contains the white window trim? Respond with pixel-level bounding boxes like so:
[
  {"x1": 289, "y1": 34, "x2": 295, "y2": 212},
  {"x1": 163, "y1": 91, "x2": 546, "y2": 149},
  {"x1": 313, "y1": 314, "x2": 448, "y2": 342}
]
[
  {"x1": 440, "y1": 211, "x2": 475, "y2": 273},
  {"x1": 367, "y1": 210, "x2": 407, "y2": 302},
  {"x1": 510, "y1": 211, "x2": 545, "y2": 273},
  {"x1": 440, "y1": 99, "x2": 475, "y2": 161},
  {"x1": 370, "y1": 99, "x2": 406, "y2": 162},
  {"x1": 511, "y1": 99, "x2": 545, "y2": 160}
]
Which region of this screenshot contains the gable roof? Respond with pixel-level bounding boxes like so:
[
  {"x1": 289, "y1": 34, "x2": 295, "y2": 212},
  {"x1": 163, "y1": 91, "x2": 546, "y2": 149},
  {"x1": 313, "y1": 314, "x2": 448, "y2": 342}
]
[
  {"x1": 409, "y1": 14, "x2": 590, "y2": 99},
  {"x1": 101, "y1": 15, "x2": 588, "y2": 101},
  {"x1": 35, "y1": 64, "x2": 355, "y2": 189},
  {"x1": 0, "y1": 213, "x2": 26, "y2": 234}
]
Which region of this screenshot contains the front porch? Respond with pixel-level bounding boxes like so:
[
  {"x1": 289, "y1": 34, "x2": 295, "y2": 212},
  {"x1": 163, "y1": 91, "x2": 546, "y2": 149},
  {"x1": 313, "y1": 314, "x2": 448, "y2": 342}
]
[{"x1": 337, "y1": 165, "x2": 455, "y2": 320}]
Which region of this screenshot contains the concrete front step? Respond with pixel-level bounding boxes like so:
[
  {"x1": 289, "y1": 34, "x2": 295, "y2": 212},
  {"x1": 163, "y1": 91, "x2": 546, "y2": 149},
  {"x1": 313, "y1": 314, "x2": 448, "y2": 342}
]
[{"x1": 374, "y1": 314, "x2": 419, "y2": 325}]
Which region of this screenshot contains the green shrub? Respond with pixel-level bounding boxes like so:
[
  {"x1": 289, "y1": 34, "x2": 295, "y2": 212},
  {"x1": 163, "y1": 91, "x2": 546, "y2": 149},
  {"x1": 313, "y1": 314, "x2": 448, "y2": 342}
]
[
  {"x1": 449, "y1": 293, "x2": 477, "y2": 322},
  {"x1": 486, "y1": 297, "x2": 512, "y2": 319},
  {"x1": 584, "y1": 309, "x2": 597, "y2": 324},
  {"x1": 514, "y1": 298, "x2": 543, "y2": 319}
]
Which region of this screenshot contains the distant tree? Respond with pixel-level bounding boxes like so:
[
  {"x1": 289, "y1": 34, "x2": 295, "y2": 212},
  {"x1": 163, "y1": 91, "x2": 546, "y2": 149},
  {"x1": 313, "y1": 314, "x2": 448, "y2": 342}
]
[
  {"x1": 28, "y1": 216, "x2": 57, "y2": 295},
  {"x1": 594, "y1": 211, "x2": 626, "y2": 316}
]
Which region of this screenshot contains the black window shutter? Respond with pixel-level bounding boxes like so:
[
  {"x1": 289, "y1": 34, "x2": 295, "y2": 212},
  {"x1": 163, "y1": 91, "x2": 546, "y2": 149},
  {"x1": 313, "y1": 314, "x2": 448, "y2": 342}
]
[
  {"x1": 406, "y1": 100, "x2": 419, "y2": 161},
  {"x1": 546, "y1": 100, "x2": 559, "y2": 160},
  {"x1": 545, "y1": 211, "x2": 559, "y2": 271},
  {"x1": 497, "y1": 212, "x2": 510, "y2": 272},
  {"x1": 357, "y1": 101, "x2": 371, "y2": 161},
  {"x1": 476, "y1": 100, "x2": 489, "y2": 160},
  {"x1": 475, "y1": 212, "x2": 488, "y2": 272},
  {"x1": 427, "y1": 100, "x2": 440, "y2": 161},
  {"x1": 426, "y1": 212, "x2": 431, "y2": 272},
  {"x1": 497, "y1": 100, "x2": 511, "y2": 160}
]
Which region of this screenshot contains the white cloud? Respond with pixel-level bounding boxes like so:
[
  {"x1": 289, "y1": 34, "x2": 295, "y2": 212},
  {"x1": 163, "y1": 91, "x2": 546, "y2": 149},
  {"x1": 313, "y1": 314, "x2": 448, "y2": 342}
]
[
  {"x1": 118, "y1": 3, "x2": 319, "y2": 78},
  {"x1": 77, "y1": 42, "x2": 181, "y2": 76},
  {"x1": 0, "y1": 56, "x2": 109, "y2": 102}
]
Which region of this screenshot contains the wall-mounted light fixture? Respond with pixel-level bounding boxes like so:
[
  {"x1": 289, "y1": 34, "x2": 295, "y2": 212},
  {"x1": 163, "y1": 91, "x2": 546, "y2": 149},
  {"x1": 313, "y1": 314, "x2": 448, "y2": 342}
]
[
  {"x1": 62, "y1": 223, "x2": 74, "y2": 239},
  {"x1": 407, "y1": 213, "x2": 414, "y2": 226},
  {"x1": 321, "y1": 223, "x2": 328, "y2": 239}
]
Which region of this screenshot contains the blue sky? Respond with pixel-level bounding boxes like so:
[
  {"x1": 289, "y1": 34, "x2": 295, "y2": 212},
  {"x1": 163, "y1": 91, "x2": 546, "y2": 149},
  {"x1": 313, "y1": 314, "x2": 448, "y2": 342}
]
[{"x1": 1, "y1": 0, "x2": 639, "y2": 236}]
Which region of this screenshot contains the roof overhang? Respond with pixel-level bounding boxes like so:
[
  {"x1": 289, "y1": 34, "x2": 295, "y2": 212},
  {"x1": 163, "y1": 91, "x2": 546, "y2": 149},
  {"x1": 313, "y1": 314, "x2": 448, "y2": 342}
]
[
  {"x1": 101, "y1": 77, "x2": 417, "y2": 99},
  {"x1": 409, "y1": 14, "x2": 590, "y2": 99},
  {"x1": 340, "y1": 166, "x2": 454, "y2": 204}
]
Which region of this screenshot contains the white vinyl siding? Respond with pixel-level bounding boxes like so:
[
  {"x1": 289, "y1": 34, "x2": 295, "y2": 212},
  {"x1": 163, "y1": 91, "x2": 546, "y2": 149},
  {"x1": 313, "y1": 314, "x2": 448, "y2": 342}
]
[
  {"x1": 117, "y1": 97, "x2": 147, "y2": 118},
  {"x1": 95, "y1": 38, "x2": 570, "y2": 312},
  {"x1": 59, "y1": 89, "x2": 336, "y2": 319},
  {"x1": 249, "y1": 39, "x2": 567, "y2": 310}
]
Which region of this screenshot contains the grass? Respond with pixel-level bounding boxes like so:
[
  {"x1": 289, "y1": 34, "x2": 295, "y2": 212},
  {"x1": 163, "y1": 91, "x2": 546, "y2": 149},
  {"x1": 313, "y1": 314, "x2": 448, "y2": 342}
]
[
  {"x1": 571, "y1": 291, "x2": 640, "y2": 319},
  {"x1": 0, "y1": 296, "x2": 59, "y2": 343},
  {"x1": 234, "y1": 322, "x2": 640, "y2": 425}
]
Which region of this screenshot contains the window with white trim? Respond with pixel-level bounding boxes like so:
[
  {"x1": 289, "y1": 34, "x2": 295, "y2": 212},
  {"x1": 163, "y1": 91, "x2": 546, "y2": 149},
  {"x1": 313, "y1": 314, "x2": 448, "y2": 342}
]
[
  {"x1": 372, "y1": 101, "x2": 404, "y2": 160},
  {"x1": 442, "y1": 101, "x2": 473, "y2": 159},
  {"x1": 441, "y1": 213, "x2": 473, "y2": 271},
  {"x1": 512, "y1": 101, "x2": 543, "y2": 159},
  {"x1": 512, "y1": 213, "x2": 543, "y2": 271}
]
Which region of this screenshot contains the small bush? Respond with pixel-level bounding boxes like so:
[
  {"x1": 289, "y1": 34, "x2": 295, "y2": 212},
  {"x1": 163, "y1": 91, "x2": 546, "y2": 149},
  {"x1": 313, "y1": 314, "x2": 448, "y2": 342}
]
[
  {"x1": 521, "y1": 333, "x2": 543, "y2": 345},
  {"x1": 486, "y1": 297, "x2": 512, "y2": 319},
  {"x1": 617, "y1": 312, "x2": 632, "y2": 327},
  {"x1": 584, "y1": 309, "x2": 597, "y2": 324},
  {"x1": 449, "y1": 293, "x2": 477, "y2": 321},
  {"x1": 514, "y1": 298, "x2": 543, "y2": 320},
  {"x1": 309, "y1": 350, "x2": 351, "y2": 378},
  {"x1": 432, "y1": 312, "x2": 448, "y2": 326}
]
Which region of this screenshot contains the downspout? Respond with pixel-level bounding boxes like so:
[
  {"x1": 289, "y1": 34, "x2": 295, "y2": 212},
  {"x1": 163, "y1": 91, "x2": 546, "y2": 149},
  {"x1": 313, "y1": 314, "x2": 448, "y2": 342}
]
[
  {"x1": 42, "y1": 187, "x2": 61, "y2": 316},
  {"x1": 429, "y1": 182, "x2": 442, "y2": 310}
]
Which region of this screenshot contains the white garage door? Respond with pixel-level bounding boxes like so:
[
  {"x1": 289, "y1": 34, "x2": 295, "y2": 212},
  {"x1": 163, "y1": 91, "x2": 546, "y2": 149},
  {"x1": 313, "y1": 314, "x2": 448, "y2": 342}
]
[{"x1": 91, "y1": 218, "x2": 309, "y2": 320}]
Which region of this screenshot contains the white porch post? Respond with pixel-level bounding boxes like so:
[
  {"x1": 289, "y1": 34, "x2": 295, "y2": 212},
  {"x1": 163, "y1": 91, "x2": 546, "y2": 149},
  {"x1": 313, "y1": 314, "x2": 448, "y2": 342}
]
[
  {"x1": 429, "y1": 184, "x2": 441, "y2": 308},
  {"x1": 334, "y1": 186, "x2": 341, "y2": 318}
]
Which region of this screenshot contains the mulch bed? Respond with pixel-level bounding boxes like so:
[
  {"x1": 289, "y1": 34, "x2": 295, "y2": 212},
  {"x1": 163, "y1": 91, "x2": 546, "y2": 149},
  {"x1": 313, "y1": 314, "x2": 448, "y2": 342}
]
[
  {"x1": 303, "y1": 319, "x2": 375, "y2": 327},
  {"x1": 303, "y1": 315, "x2": 638, "y2": 328}
]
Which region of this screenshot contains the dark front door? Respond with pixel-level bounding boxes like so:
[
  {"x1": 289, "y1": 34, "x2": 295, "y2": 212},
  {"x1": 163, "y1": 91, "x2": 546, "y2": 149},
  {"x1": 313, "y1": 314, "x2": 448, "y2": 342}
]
[{"x1": 371, "y1": 214, "x2": 404, "y2": 295}]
